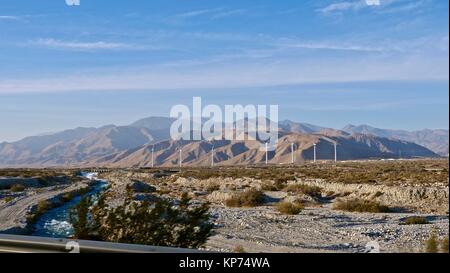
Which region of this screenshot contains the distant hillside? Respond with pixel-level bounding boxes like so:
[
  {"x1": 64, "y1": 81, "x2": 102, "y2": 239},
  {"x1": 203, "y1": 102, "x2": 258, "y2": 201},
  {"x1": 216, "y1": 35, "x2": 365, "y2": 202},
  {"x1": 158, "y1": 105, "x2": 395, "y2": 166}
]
[
  {"x1": 343, "y1": 124, "x2": 449, "y2": 156},
  {"x1": 279, "y1": 120, "x2": 327, "y2": 133},
  {"x1": 0, "y1": 117, "x2": 442, "y2": 168},
  {"x1": 84, "y1": 132, "x2": 439, "y2": 168},
  {"x1": 0, "y1": 126, "x2": 155, "y2": 167}
]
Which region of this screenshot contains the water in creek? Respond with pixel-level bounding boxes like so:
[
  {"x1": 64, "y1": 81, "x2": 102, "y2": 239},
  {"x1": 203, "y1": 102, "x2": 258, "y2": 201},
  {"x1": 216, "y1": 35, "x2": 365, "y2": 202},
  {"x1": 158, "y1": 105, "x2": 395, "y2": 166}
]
[{"x1": 32, "y1": 173, "x2": 107, "y2": 238}]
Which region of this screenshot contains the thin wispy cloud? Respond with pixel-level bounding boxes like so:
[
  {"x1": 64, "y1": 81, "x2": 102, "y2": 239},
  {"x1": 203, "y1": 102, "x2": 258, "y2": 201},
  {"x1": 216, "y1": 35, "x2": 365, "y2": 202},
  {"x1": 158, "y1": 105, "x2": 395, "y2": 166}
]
[
  {"x1": 28, "y1": 38, "x2": 140, "y2": 51},
  {"x1": 174, "y1": 8, "x2": 224, "y2": 19},
  {"x1": 318, "y1": 0, "x2": 402, "y2": 14},
  {"x1": 278, "y1": 42, "x2": 386, "y2": 52},
  {"x1": 319, "y1": 1, "x2": 368, "y2": 14},
  {"x1": 210, "y1": 9, "x2": 247, "y2": 19},
  {"x1": 378, "y1": 0, "x2": 429, "y2": 14},
  {"x1": 0, "y1": 15, "x2": 23, "y2": 21},
  {"x1": 170, "y1": 7, "x2": 248, "y2": 22},
  {"x1": 318, "y1": 0, "x2": 429, "y2": 15},
  {"x1": 0, "y1": 52, "x2": 447, "y2": 94}
]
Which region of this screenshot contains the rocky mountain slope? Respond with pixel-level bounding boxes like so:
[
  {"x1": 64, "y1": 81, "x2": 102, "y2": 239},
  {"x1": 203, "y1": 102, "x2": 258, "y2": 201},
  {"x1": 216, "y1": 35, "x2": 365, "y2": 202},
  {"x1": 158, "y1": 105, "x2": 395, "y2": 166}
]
[
  {"x1": 343, "y1": 124, "x2": 449, "y2": 156},
  {"x1": 0, "y1": 117, "x2": 442, "y2": 167},
  {"x1": 83, "y1": 132, "x2": 438, "y2": 168}
]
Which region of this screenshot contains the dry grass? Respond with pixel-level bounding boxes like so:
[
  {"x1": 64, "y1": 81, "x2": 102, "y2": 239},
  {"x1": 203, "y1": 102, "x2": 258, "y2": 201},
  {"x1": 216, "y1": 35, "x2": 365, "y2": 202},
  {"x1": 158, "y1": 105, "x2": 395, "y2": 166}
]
[
  {"x1": 171, "y1": 159, "x2": 448, "y2": 185},
  {"x1": 424, "y1": 234, "x2": 449, "y2": 253},
  {"x1": 425, "y1": 233, "x2": 439, "y2": 253},
  {"x1": 276, "y1": 201, "x2": 303, "y2": 215},
  {"x1": 283, "y1": 184, "x2": 322, "y2": 198},
  {"x1": 225, "y1": 189, "x2": 265, "y2": 207},
  {"x1": 442, "y1": 237, "x2": 449, "y2": 253},
  {"x1": 0, "y1": 169, "x2": 70, "y2": 178},
  {"x1": 400, "y1": 216, "x2": 429, "y2": 225},
  {"x1": 233, "y1": 245, "x2": 246, "y2": 253},
  {"x1": 205, "y1": 183, "x2": 220, "y2": 192}
]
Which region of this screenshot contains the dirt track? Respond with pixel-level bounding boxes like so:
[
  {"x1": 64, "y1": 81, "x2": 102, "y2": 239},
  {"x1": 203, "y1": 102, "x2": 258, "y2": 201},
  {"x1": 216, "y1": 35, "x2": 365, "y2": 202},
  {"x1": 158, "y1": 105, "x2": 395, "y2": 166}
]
[{"x1": 0, "y1": 182, "x2": 89, "y2": 234}]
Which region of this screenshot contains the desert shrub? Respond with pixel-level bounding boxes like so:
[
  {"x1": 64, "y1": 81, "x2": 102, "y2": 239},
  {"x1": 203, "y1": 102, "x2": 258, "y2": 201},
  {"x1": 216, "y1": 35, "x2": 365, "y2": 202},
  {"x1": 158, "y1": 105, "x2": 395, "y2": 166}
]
[
  {"x1": 234, "y1": 245, "x2": 246, "y2": 253},
  {"x1": 36, "y1": 200, "x2": 51, "y2": 214},
  {"x1": 26, "y1": 199, "x2": 52, "y2": 224},
  {"x1": 373, "y1": 191, "x2": 384, "y2": 198},
  {"x1": 441, "y1": 237, "x2": 449, "y2": 253},
  {"x1": 157, "y1": 188, "x2": 171, "y2": 195},
  {"x1": 276, "y1": 201, "x2": 303, "y2": 215},
  {"x1": 37, "y1": 177, "x2": 51, "y2": 187},
  {"x1": 400, "y1": 216, "x2": 429, "y2": 225},
  {"x1": 283, "y1": 184, "x2": 322, "y2": 198},
  {"x1": 261, "y1": 180, "x2": 285, "y2": 191},
  {"x1": 10, "y1": 184, "x2": 25, "y2": 192},
  {"x1": 225, "y1": 189, "x2": 265, "y2": 207},
  {"x1": 425, "y1": 233, "x2": 439, "y2": 253},
  {"x1": 206, "y1": 183, "x2": 220, "y2": 192},
  {"x1": 61, "y1": 192, "x2": 74, "y2": 202},
  {"x1": 70, "y1": 193, "x2": 213, "y2": 249},
  {"x1": 261, "y1": 182, "x2": 277, "y2": 191},
  {"x1": 333, "y1": 198, "x2": 391, "y2": 213}
]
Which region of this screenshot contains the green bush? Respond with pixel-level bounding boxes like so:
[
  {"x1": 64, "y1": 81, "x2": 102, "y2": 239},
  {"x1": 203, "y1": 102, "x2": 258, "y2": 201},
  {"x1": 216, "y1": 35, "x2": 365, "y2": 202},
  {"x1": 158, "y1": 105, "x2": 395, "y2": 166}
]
[
  {"x1": 36, "y1": 200, "x2": 51, "y2": 214},
  {"x1": 225, "y1": 189, "x2": 265, "y2": 207},
  {"x1": 70, "y1": 193, "x2": 213, "y2": 249},
  {"x1": 333, "y1": 198, "x2": 391, "y2": 213},
  {"x1": 276, "y1": 202, "x2": 303, "y2": 215}
]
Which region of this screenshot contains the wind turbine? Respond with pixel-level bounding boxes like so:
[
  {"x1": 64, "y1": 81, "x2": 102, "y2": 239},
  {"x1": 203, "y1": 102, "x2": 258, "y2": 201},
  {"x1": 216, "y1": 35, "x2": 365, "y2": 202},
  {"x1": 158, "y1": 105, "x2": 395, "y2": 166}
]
[
  {"x1": 211, "y1": 142, "x2": 215, "y2": 167},
  {"x1": 151, "y1": 146, "x2": 155, "y2": 168},
  {"x1": 265, "y1": 142, "x2": 268, "y2": 166},
  {"x1": 291, "y1": 143, "x2": 296, "y2": 164},
  {"x1": 179, "y1": 147, "x2": 182, "y2": 168},
  {"x1": 313, "y1": 143, "x2": 317, "y2": 163},
  {"x1": 334, "y1": 142, "x2": 337, "y2": 162}
]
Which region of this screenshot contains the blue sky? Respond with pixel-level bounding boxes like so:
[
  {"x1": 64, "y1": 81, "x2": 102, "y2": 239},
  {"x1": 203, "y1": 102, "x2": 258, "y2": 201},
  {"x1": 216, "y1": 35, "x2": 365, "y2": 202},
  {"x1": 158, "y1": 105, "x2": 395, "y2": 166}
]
[{"x1": 0, "y1": 0, "x2": 448, "y2": 141}]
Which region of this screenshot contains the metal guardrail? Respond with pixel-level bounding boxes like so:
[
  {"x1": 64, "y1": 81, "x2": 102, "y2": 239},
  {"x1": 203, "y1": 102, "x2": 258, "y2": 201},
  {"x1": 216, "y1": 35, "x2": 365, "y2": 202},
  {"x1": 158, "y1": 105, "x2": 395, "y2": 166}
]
[{"x1": 0, "y1": 234, "x2": 205, "y2": 253}]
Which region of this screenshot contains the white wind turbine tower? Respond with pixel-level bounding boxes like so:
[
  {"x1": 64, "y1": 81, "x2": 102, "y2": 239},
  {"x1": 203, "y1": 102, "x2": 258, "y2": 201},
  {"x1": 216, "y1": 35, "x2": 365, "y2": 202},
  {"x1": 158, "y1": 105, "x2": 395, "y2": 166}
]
[
  {"x1": 179, "y1": 147, "x2": 183, "y2": 168},
  {"x1": 291, "y1": 143, "x2": 296, "y2": 164},
  {"x1": 334, "y1": 141, "x2": 337, "y2": 162},
  {"x1": 211, "y1": 143, "x2": 215, "y2": 167},
  {"x1": 265, "y1": 142, "x2": 269, "y2": 166},
  {"x1": 151, "y1": 146, "x2": 155, "y2": 168},
  {"x1": 313, "y1": 143, "x2": 317, "y2": 163}
]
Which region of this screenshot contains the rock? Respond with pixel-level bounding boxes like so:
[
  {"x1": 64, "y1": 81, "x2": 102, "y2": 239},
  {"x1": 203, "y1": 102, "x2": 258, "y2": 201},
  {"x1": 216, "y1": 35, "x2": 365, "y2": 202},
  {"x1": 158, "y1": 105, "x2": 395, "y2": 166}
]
[
  {"x1": 130, "y1": 180, "x2": 156, "y2": 193},
  {"x1": 133, "y1": 193, "x2": 158, "y2": 202}
]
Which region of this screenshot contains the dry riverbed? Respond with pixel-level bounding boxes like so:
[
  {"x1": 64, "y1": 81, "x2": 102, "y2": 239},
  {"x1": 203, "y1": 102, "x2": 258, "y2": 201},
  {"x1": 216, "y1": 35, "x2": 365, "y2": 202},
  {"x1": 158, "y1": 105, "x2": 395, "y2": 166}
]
[
  {"x1": 205, "y1": 206, "x2": 448, "y2": 253},
  {"x1": 100, "y1": 162, "x2": 449, "y2": 253}
]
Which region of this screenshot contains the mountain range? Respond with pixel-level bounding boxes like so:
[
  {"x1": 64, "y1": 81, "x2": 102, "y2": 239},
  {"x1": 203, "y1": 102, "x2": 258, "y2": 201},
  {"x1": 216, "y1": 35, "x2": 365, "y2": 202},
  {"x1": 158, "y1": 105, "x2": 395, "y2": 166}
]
[{"x1": 0, "y1": 117, "x2": 446, "y2": 168}]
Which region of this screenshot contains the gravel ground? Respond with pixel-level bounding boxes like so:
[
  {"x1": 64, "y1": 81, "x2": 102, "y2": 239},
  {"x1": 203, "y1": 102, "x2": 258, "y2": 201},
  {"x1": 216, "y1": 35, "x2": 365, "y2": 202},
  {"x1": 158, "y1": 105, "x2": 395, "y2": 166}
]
[{"x1": 205, "y1": 205, "x2": 449, "y2": 253}]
